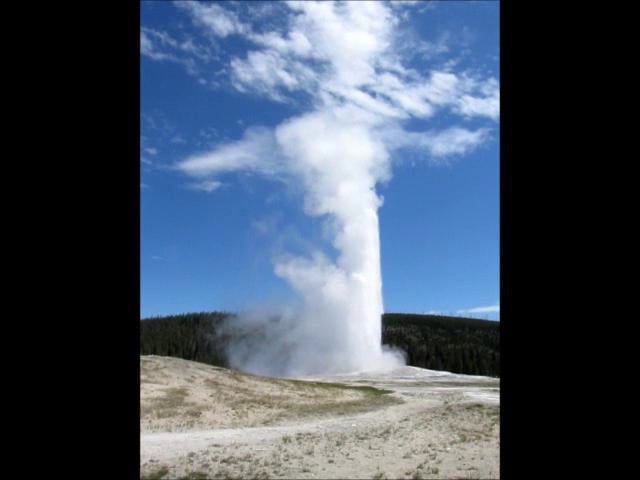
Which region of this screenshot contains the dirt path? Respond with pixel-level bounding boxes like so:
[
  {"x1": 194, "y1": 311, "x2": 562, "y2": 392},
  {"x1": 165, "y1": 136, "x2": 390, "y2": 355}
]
[{"x1": 141, "y1": 357, "x2": 499, "y2": 479}]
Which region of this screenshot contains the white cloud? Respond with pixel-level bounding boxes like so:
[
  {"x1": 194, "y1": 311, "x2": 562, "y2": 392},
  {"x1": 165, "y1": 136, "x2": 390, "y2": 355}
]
[
  {"x1": 455, "y1": 78, "x2": 500, "y2": 120},
  {"x1": 172, "y1": 1, "x2": 499, "y2": 123},
  {"x1": 187, "y1": 180, "x2": 223, "y2": 193},
  {"x1": 416, "y1": 32, "x2": 451, "y2": 59},
  {"x1": 177, "y1": 127, "x2": 282, "y2": 179},
  {"x1": 230, "y1": 50, "x2": 316, "y2": 101},
  {"x1": 251, "y1": 213, "x2": 283, "y2": 236},
  {"x1": 248, "y1": 30, "x2": 313, "y2": 57},
  {"x1": 144, "y1": 147, "x2": 158, "y2": 156},
  {"x1": 457, "y1": 304, "x2": 500, "y2": 315},
  {"x1": 217, "y1": 5, "x2": 496, "y2": 123},
  {"x1": 140, "y1": 27, "x2": 215, "y2": 76},
  {"x1": 140, "y1": 30, "x2": 175, "y2": 62},
  {"x1": 368, "y1": 70, "x2": 499, "y2": 122},
  {"x1": 422, "y1": 127, "x2": 490, "y2": 159},
  {"x1": 379, "y1": 125, "x2": 490, "y2": 164},
  {"x1": 176, "y1": 1, "x2": 248, "y2": 38}
]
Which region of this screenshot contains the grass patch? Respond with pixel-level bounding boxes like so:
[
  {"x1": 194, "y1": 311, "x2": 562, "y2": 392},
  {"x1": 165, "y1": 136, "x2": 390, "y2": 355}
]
[
  {"x1": 177, "y1": 472, "x2": 210, "y2": 480},
  {"x1": 149, "y1": 388, "x2": 189, "y2": 409},
  {"x1": 144, "y1": 363, "x2": 404, "y2": 431},
  {"x1": 141, "y1": 466, "x2": 169, "y2": 480},
  {"x1": 281, "y1": 378, "x2": 394, "y2": 396}
]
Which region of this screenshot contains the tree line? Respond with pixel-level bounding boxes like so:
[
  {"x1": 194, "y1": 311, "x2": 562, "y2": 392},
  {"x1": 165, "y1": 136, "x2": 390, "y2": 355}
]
[
  {"x1": 140, "y1": 311, "x2": 499, "y2": 377},
  {"x1": 383, "y1": 313, "x2": 499, "y2": 377}
]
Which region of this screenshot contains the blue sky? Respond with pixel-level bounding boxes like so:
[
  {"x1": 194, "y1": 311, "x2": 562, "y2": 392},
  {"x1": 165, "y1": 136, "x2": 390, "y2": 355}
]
[{"x1": 141, "y1": 1, "x2": 500, "y2": 321}]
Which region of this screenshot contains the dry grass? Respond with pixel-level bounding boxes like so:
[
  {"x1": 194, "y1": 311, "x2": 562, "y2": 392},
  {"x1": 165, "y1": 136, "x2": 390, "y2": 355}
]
[
  {"x1": 141, "y1": 356, "x2": 401, "y2": 432},
  {"x1": 140, "y1": 466, "x2": 169, "y2": 480}
]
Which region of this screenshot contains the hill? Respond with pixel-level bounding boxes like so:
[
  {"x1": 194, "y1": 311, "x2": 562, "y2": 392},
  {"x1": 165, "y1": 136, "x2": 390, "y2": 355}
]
[
  {"x1": 141, "y1": 355, "x2": 398, "y2": 433},
  {"x1": 140, "y1": 312, "x2": 499, "y2": 377}
]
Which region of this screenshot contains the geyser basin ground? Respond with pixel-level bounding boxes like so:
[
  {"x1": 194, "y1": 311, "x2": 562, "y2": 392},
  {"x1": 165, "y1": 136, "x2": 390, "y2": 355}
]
[{"x1": 141, "y1": 356, "x2": 500, "y2": 479}]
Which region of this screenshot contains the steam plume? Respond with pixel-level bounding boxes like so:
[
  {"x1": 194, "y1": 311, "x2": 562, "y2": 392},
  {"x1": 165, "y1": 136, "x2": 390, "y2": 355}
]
[{"x1": 175, "y1": 1, "x2": 499, "y2": 376}]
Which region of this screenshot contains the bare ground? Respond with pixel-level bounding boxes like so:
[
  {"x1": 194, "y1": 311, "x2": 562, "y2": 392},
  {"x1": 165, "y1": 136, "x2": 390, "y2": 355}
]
[{"x1": 140, "y1": 355, "x2": 499, "y2": 480}]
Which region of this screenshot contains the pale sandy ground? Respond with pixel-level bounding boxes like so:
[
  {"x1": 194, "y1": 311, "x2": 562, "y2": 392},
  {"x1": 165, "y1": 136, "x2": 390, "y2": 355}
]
[{"x1": 141, "y1": 355, "x2": 499, "y2": 480}]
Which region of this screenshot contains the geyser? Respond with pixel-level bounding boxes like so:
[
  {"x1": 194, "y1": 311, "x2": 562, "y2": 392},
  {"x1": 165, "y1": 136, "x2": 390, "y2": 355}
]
[
  {"x1": 269, "y1": 111, "x2": 402, "y2": 375},
  {"x1": 212, "y1": 109, "x2": 405, "y2": 377},
  {"x1": 175, "y1": 1, "x2": 499, "y2": 376}
]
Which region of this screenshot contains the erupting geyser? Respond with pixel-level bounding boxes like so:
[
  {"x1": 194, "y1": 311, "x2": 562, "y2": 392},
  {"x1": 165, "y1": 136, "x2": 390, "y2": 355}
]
[
  {"x1": 175, "y1": 1, "x2": 499, "y2": 376},
  {"x1": 270, "y1": 111, "x2": 402, "y2": 375}
]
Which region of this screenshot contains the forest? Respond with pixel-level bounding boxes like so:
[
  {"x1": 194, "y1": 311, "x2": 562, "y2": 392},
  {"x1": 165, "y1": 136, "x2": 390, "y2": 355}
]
[{"x1": 140, "y1": 312, "x2": 499, "y2": 377}]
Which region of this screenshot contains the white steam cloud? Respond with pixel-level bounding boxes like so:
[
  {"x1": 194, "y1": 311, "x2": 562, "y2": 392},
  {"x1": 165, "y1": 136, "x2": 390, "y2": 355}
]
[{"x1": 175, "y1": 1, "x2": 499, "y2": 376}]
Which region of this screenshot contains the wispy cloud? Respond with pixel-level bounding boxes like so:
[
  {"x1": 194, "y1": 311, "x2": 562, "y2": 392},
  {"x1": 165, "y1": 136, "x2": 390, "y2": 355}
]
[
  {"x1": 140, "y1": 26, "x2": 216, "y2": 77},
  {"x1": 423, "y1": 304, "x2": 500, "y2": 318},
  {"x1": 173, "y1": 1, "x2": 499, "y2": 123},
  {"x1": 178, "y1": 127, "x2": 283, "y2": 178},
  {"x1": 187, "y1": 179, "x2": 223, "y2": 193},
  {"x1": 175, "y1": 1, "x2": 249, "y2": 38},
  {"x1": 251, "y1": 213, "x2": 283, "y2": 236},
  {"x1": 457, "y1": 304, "x2": 500, "y2": 315},
  {"x1": 175, "y1": 2, "x2": 499, "y2": 182},
  {"x1": 382, "y1": 125, "x2": 491, "y2": 165}
]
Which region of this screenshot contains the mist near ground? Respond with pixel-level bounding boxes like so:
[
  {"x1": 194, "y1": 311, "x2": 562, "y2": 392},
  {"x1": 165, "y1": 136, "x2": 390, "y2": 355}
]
[{"x1": 219, "y1": 307, "x2": 405, "y2": 377}]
